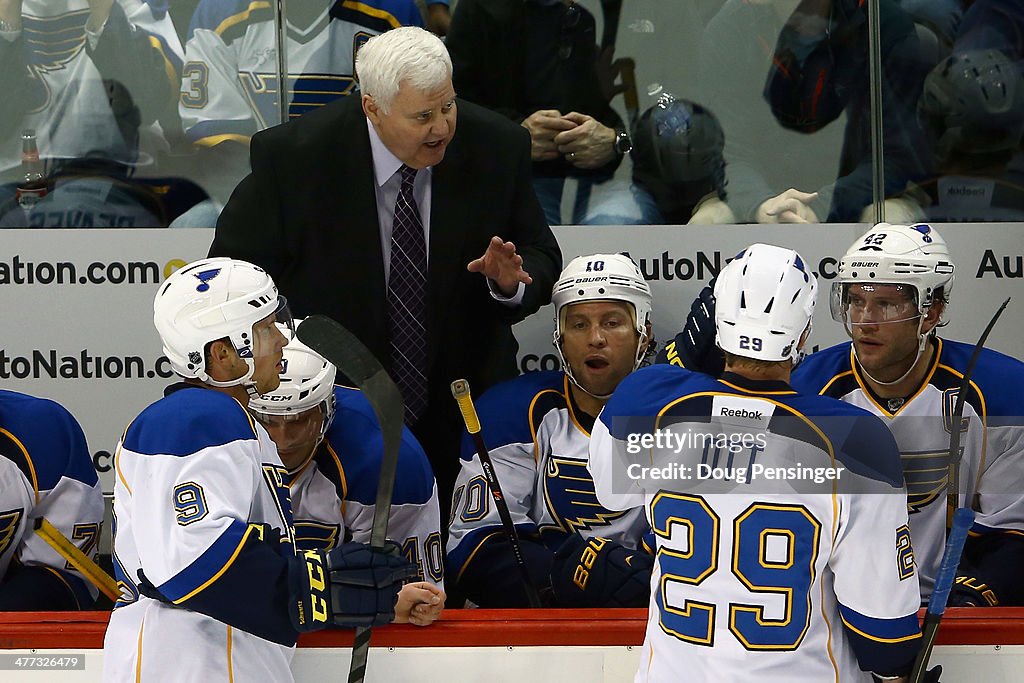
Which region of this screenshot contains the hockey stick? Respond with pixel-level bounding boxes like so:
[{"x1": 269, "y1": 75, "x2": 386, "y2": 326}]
[
  {"x1": 295, "y1": 315, "x2": 405, "y2": 683},
  {"x1": 908, "y1": 297, "x2": 1010, "y2": 682},
  {"x1": 450, "y1": 379, "x2": 544, "y2": 608},
  {"x1": 945, "y1": 297, "x2": 1011, "y2": 527},
  {"x1": 34, "y1": 518, "x2": 118, "y2": 602},
  {"x1": 907, "y1": 507, "x2": 973, "y2": 683}
]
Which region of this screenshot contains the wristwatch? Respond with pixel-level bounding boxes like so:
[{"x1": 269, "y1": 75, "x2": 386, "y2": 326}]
[{"x1": 613, "y1": 130, "x2": 632, "y2": 156}]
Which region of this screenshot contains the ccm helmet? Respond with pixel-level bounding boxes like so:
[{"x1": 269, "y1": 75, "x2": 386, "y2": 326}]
[
  {"x1": 153, "y1": 257, "x2": 292, "y2": 391},
  {"x1": 714, "y1": 244, "x2": 817, "y2": 362},
  {"x1": 552, "y1": 253, "x2": 652, "y2": 379},
  {"x1": 249, "y1": 322, "x2": 337, "y2": 471}
]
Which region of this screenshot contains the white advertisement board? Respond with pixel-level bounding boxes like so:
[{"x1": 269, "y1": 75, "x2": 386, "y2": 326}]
[{"x1": 2, "y1": 224, "x2": 1022, "y2": 493}]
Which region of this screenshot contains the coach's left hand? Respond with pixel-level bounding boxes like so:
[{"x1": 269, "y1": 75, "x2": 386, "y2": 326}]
[{"x1": 468, "y1": 236, "x2": 533, "y2": 297}]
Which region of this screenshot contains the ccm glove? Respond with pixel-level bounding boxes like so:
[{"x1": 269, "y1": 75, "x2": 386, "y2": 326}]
[
  {"x1": 656, "y1": 278, "x2": 724, "y2": 376},
  {"x1": 549, "y1": 535, "x2": 653, "y2": 608},
  {"x1": 288, "y1": 541, "x2": 419, "y2": 631},
  {"x1": 948, "y1": 576, "x2": 999, "y2": 607}
]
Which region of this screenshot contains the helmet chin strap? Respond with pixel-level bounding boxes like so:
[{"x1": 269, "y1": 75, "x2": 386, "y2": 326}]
[
  {"x1": 556, "y1": 331, "x2": 650, "y2": 401},
  {"x1": 849, "y1": 316, "x2": 930, "y2": 387},
  {"x1": 204, "y1": 359, "x2": 260, "y2": 397}
]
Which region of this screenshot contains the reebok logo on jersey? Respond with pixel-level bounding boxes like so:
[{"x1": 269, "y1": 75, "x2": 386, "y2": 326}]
[{"x1": 720, "y1": 406, "x2": 763, "y2": 420}]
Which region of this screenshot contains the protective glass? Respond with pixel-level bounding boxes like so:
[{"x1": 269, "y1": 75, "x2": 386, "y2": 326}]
[
  {"x1": 251, "y1": 296, "x2": 294, "y2": 356},
  {"x1": 830, "y1": 283, "x2": 921, "y2": 326}
]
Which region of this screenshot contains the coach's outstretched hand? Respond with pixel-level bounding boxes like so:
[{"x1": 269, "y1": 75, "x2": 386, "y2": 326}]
[
  {"x1": 656, "y1": 277, "x2": 725, "y2": 376},
  {"x1": 289, "y1": 541, "x2": 419, "y2": 632}
]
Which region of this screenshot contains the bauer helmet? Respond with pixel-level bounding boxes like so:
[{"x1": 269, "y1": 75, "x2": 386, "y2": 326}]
[
  {"x1": 830, "y1": 222, "x2": 955, "y2": 326},
  {"x1": 552, "y1": 253, "x2": 652, "y2": 375},
  {"x1": 153, "y1": 257, "x2": 293, "y2": 390},
  {"x1": 714, "y1": 244, "x2": 817, "y2": 362}
]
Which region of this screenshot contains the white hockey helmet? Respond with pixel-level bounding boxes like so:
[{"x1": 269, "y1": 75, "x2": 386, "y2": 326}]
[
  {"x1": 153, "y1": 257, "x2": 292, "y2": 390},
  {"x1": 551, "y1": 253, "x2": 653, "y2": 371},
  {"x1": 249, "y1": 323, "x2": 337, "y2": 469},
  {"x1": 714, "y1": 244, "x2": 818, "y2": 362},
  {"x1": 830, "y1": 222, "x2": 955, "y2": 324},
  {"x1": 249, "y1": 323, "x2": 338, "y2": 421}
]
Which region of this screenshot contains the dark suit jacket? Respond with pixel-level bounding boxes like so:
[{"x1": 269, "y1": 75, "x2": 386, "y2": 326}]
[{"x1": 210, "y1": 94, "x2": 561, "y2": 506}]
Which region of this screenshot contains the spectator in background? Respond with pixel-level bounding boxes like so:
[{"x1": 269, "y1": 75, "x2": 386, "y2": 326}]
[
  {"x1": 0, "y1": 0, "x2": 183, "y2": 179},
  {"x1": 210, "y1": 27, "x2": 561, "y2": 528},
  {"x1": 179, "y1": 0, "x2": 425, "y2": 204},
  {"x1": 764, "y1": 0, "x2": 937, "y2": 222},
  {"x1": 447, "y1": 254, "x2": 653, "y2": 608},
  {"x1": 878, "y1": 48, "x2": 1024, "y2": 222},
  {"x1": 0, "y1": 80, "x2": 210, "y2": 226},
  {"x1": 249, "y1": 325, "x2": 446, "y2": 590},
  {"x1": 0, "y1": 389, "x2": 104, "y2": 610},
  {"x1": 696, "y1": 0, "x2": 843, "y2": 224},
  {"x1": 417, "y1": 0, "x2": 451, "y2": 35},
  {"x1": 445, "y1": 0, "x2": 640, "y2": 225}
]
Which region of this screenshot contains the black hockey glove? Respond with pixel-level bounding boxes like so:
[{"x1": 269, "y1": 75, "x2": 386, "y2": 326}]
[
  {"x1": 549, "y1": 535, "x2": 653, "y2": 608},
  {"x1": 656, "y1": 278, "x2": 724, "y2": 377},
  {"x1": 948, "y1": 576, "x2": 999, "y2": 607},
  {"x1": 288, "y1": 541, "x2": 419, "y2": 632}
]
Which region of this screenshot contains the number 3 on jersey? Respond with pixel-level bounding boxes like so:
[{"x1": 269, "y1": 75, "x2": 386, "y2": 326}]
[{"x1": 652, "y1": 492, "x2": 821, "y2": 650}]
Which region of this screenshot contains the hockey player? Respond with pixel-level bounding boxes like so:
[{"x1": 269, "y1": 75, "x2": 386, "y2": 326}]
[
  {"x1": 591, "y1": 244, "x2": 929, "y2": 682},
  {"x1": 447, "y1": 254, "x2": 654, "y2": 608},
  {"x1": 664, "y1": 222, "x2": 1024, "y2": 607},
  {"x1": 249, "y1": 326, "x2": 446, "y2": 604},
  {"x1": 795, "y1": 223, "x2": 1024, "y2": 606},
  {"x1": 0, "y1": 390, "x2": 104, "y2": 610},
  {"x1": 103, "y1": 257, "x2": 421, "y2": 682}
]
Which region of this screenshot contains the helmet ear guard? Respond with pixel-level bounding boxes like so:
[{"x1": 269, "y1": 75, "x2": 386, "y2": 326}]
[{"x1": 714, "y1": 244, "x2": 818, "y2": 363}]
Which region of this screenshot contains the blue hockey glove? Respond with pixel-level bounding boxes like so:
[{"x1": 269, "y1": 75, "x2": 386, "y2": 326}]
[
  {"x1": 656, "y1": 277, "x2": 724, "y2": 376},
  {"x1": 288, "y1": 541, "x2": 419, "y2": 631},
  {"x1": 549, "y1": 535, "x2": 652, "y2": 608}
]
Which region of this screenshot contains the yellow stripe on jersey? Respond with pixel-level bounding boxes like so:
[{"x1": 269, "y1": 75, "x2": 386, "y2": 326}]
[
  {"x1": 215, "y1": 0, "x2": 272, "y2": 38},
  {"x1": 717, "y1": 378, "x2": 796, "y2": 396},
  {"x1": 527, "y1": 387, "x2": 564, "y2": 464},
  {"x1": 341, "y1": 0, "x2": 402, "y2": 29},
  {"x1": 172, "y1": 524, "x2": 261, "y2": 604},
  {"x1": 0, "y1": 427, "x2": 39, "y2": 504},
  {"x1": 850, "y1": 340, "x2": 941, "y2": 417},
  {"x1": 839, "y1": 614, "x2": 922, "y2": 644},
  {"x1": 227, "y1": 624, "x2": 234, "y2": 683},
  {"x1": 455, "y1": 530, "x2": 504, "y2": 584},
  {"x1": 147, "y1": 35, "x2": 177, "y2": 91},
  {"x1": 135, "y1": 613, "x2": 146, "y2": 683},
  {"x1": 563, "y1": 374, "x2": 591, "y2": 437}
]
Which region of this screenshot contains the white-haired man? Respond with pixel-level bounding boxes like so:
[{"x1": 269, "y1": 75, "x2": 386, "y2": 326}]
[
  {"x1": 103, "y1": 257, "x2": 419, "y2": 682},
  {"x1": 211, "y1": 26, "x2": 561, "y2": 527},
  {"x1": 447, "y1": 254, "x2": 654, "y2": 608},
  {"x1": 592, "y1": 244, "x2": 930, "y2": 682}
]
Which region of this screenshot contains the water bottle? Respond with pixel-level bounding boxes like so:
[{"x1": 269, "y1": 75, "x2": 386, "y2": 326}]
[{"x1": 16, "y1": 129, "x2": 47, "y2": 210}]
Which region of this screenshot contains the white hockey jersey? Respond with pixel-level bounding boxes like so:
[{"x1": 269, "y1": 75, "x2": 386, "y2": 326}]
[
  {"x1": 104, "y1": 385, "x2": 298, "y2": 683},
  {"x1": 0, "y1": 0, "x2": 182, "y2": 172},
  {"x1": 794, "y1": 337, "x2": 1024, "y2": 600},
  {"x1": 0, "y1": 389, "x2": 103, "y2": 608},
  {"x1": 180, "y1": 0, "x2": 423, "y2": 145},
  {"x1": 447, "y1": 371, "x2": 651, "y2": 604},
  {"x1": 287, "y1": 385, "x2": 443, "y2": 586},
  {"x1": 591, "y1": 366, "x2": 923, "y2": 683}
]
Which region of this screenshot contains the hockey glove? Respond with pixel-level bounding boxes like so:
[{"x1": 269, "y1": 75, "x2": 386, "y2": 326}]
[
  {"x1": 656, "y1": 278, "x2": 724, "y2": 377},
  {"x1": 549, "y1": 535, "x2": 653, "y2": 608},
  {"x1": 288, "y1": 541, "x2": 419, "y2": 632},
  {"x1": 948, "y1": 576, "x2": 999, "y2": 607}
]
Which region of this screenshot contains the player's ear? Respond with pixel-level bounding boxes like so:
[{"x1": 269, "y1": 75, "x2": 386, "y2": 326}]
[
  {"x1": 922, "y1": 300, "x2": 944, "y2": 334},
  {"x1": 205, "y1": 338, "x2": 239, "y2": 379}
]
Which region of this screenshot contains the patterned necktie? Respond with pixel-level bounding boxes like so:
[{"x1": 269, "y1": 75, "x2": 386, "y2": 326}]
[{"x1": 387, "y1": 164, "x2": 429, "y2": 423}]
